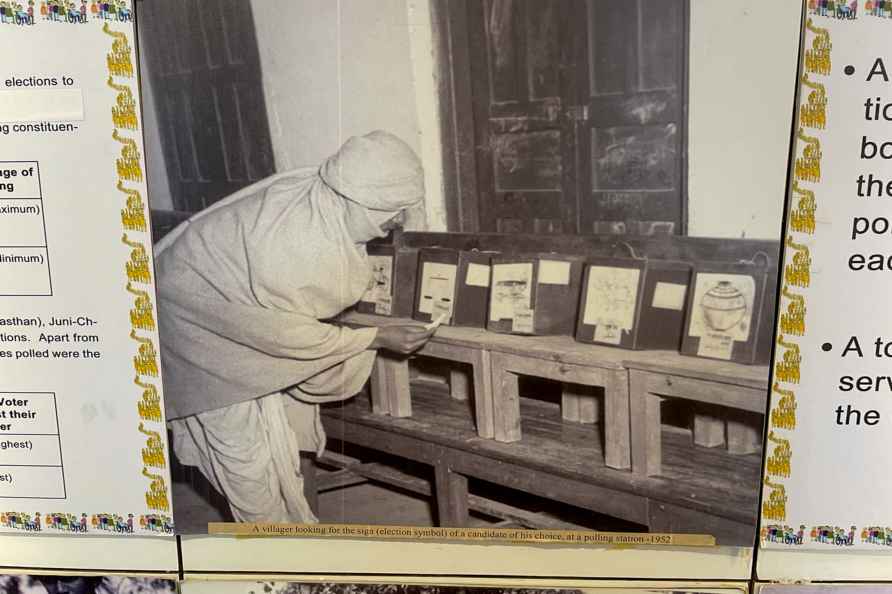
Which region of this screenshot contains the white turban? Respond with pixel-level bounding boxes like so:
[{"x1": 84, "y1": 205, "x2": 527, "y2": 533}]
[{"x1": 320, "y1": 130, "x2": 425, "y2": 238}]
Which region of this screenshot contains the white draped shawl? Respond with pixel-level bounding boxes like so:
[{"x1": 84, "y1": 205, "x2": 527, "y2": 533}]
[{"x1": 155, "y1": 168, "x2": 381, "y2": 420}]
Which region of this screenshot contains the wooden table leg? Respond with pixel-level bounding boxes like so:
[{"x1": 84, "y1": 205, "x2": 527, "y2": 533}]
[
  {"x1": 370, "y1": 353, "x2": 412, "y2": 417},
  {"x1": 603, "y1": 369, "x2": 631, "y2": 470},
  {"x1": 450, "y1": 368, "x2": 471, "y2": 401},
  {"x1": 369, "y1": 358, "x2": 389, "y2": 415},
  {"x1": 562, "y1": 390, "x2": 581, "y2": 422},
  {"x1": 645, "y1": 393, "x2": 663, "y2": 476},
  {"x1": 472, "y1": 349, "x2": 495, "y2": 439},
  {"x1": 629, "y1": 370, "x2": 647, "y2": 475},
  {"x1": 434, "y1": 462, "x2": 469, "y2": 527},
  {"x1": 561, "y1": 384, "x2": 599, "y2": 424},
  {"x1": 490, "y1": 353, "x2": 521, "y2": 443},
  {"x1": 694, "y1": 412, "x2": 726, "y2": 448},
  {"x1": 726, "y1": 409, "x2": 762, "y2": 455}
]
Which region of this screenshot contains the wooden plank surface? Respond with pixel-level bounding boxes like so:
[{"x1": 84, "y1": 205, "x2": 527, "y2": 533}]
[
  {"x1": 343, "y1": 311, "x2": 629, "y2": 369},
  {"x1": 640, "y1": 370, "x2": 768, "y2": 414},
  {"x1": 622, "y1": 349, "x2": 770, "y2": 389},
  {"x1": 343, "y1": 313, "x2": 770, "y2": 389},
  {"x1": 321, "y1": 388, "x2": 759, "y2": 526}
]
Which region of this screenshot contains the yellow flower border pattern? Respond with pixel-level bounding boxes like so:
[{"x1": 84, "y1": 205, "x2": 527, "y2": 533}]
[
  {"x1": 103, "y1": 22, "x2": 171, "y2": 519},
  {"x1": 760, "y1": 15, "x2": 827, "y2": 546}
]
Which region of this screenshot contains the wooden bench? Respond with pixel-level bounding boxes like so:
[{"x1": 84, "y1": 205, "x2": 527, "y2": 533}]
[
  {"x1": 341, "y1": 312, "x2": 632, "y2": 471},
  {"x1": 624, "y1": 352, "x2": 769, "y2": 477},
  {"x1": 486, "y1": 337, "x2": 631, "y2": 470},
  {"x1": 344, "y1": 312, "x2": 496, "y2": 439},
  {"x1": 317, "y1": 388, "x2": 759, "y2": 544}
]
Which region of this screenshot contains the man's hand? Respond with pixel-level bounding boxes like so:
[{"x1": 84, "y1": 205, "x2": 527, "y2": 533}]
[{"x1": 370, "y1": 324, "x2": 435, "y2": 355}]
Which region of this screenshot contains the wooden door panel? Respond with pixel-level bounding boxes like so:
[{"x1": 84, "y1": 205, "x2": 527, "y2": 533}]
[
  {"x1": 641, "y1": 0, "x2": 684, "y2": 90},
  {"x1": 493, "y1": 130, "x2": 562, "y2": 191},
  {"x1": 469, "y1": 0, "x2": 579, "y2": 234},
  {"x1": 582, "y1": 0, "x2": 687, "y2": 235},
  {"x1": 139, "y1": 0, "x2": 274, "y2": 213},
  {"x1": 592, "y1": 125, "x2": 677, "y2": 190}
]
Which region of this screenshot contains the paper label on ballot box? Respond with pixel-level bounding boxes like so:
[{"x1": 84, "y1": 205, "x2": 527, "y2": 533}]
[
  {"x1": 465, "y1": 262, "x2": 491, "y2": 287},
  {"x1": 538, "y1": 259, "x2": 571, "y2": 285},
  {"x1": 374, "y1": 296, "x2": 392, "y2": 315},
  {"x1": 594, "y1": 323, "x2": 623, "y2": 345},
  {"x1": 419, "y1": 262, "x2": 457, "y2": 314},
  {"x1": 652, "y1": 281, "x2": 688, "y2": 311},
  {"x1": 512, "y1": 308, "x2": 534, "y2": 333},
  {"x1": 697, "y1": 332, "x2": 734, "y2": 360}
]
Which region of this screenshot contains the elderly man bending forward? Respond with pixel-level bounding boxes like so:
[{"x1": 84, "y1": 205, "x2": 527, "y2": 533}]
[{"x1": 155, "y1": 131, "x2": 434, "y2": 523}]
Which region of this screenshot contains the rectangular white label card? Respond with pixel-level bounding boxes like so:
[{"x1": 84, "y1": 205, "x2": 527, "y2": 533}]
[
  {"x1": 593, "y1": 323, "x2": 623, "y2": 345},
  {"x1": 538, "y1": 259, "x2": 571, "y2": 285},
  {"x1": 465, "y1": 262, "x2": 491, "y2": 287},
  {"x1": 0, "y1": 7, "x2": 175, "y2": 536},
  {"x1": 489, "y1": 262, "x2": 533, "y2": 321},
  {"x1": 582, "y1": 266, "x2": 640, "y2": 330},
  {"x1": 0, "y1": 88, "x2": 84, "y2": 122},
  {"x1": 362, "y1": 255, "x2": 393, "y2": 306},
  {"x1": 512, "y1": 307, "x2": 534, "y2": 334},
  {"x1": 374, "y1": 296, "x2": 392, "y2": 316},
  {"x1": 418, "y1": 262, "x2": 457, "y2": 315},
  {"x1": 652, "y1": 282, "x2": 687, "y2": 311},
  {"x1": 697, "y1": 333, "x2": 734, "y2": 361}
]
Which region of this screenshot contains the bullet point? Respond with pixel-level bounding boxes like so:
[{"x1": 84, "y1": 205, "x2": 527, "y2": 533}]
[
  {"x1": 845, "y1": 65, "x2": 855, "y2": 76},
  {"x1": 822, "y1": 342, "x2": 833, "y2": 352}
]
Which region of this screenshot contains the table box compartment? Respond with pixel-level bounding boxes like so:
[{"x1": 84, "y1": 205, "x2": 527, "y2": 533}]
[
  {"x1": 413, "y1": 248, "x2": 496, "y2": 328},
  {"x1": 576, "y1": 257, "x2": 691, "y2": 350},
  {"x1": 487, "y1": 254, "x2": 585, "y2": 336},
  {"x1": 355, "y1": 245, "x2": 419, "y2": 317}
]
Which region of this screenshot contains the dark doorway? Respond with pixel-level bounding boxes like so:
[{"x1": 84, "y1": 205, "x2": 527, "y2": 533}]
[
  {"x1": 440, "y1": 0, "x2": 689, "y2": 235},
  {"x1": 137, "y1": 0, "x2": 275, "y2": 213}
]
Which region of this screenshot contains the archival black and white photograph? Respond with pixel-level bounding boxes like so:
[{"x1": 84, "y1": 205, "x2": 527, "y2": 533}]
[
  {"x1": 137, "y1": 0, "x2": 802, "y2": 545},
  {"x1": 0, "y1": 574, "x2": 176, "y2": 594}
]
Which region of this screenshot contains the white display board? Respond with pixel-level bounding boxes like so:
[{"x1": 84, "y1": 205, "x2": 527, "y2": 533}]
[
  {"x1": 0, "y1": 1, "x2": 172, "y2": 537},
  {"x1": 760, "y1": 1, "x2": 892, "y2": 560}
]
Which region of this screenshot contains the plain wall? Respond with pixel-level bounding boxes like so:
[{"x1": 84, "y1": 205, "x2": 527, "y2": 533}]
[
  {"x1": 249, "y1": 0, "x2": 439, "y2": 230},
  {"x1": 250, "y1": 0, "x2": 421, "y2": 170},
  {"x1": 686, "y1": 0, "x2": 801, "y2": 239}
]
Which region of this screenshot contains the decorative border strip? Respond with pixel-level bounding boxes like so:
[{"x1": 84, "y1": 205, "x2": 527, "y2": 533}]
[
  {"x1": 863, "y1": 1, "x2": 892, "y2": 18},
  {"x1": 0, "y1": 1, "x2": 132, "y2": 27},
  {"x1": 760, "y1": 15, "x2": 827, "y2": 537},
  {"x1": 102, "y1": 21, "x2": 173, "y2": 525},
  {"x1": 0, "y1": 6, "x2": 169, "y2": 539},
  {"x1": 1, "y1": 510, "x2": 173, "y2": 535},
  {"x1": 760, "y1": 11, "x2": 892, "y2": 552},
  {"x1": 809, "y1": 0, "x2": 858, "y2": 20}
]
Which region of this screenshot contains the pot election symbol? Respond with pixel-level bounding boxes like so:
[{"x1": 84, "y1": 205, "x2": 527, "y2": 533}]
[{"x1": 700, "y1": 280, "x2": 747, "y2": 331}]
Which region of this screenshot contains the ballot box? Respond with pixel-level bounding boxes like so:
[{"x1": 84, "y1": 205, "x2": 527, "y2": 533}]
[
  {"x1": 412, "y1": 248, "x2": 496, "y2": 328},
  {"x1": 575, "y1": 257, "x2": 691, "y2": 350},
  {"x1": 356, "y1": 244, "x2": 419, "y2": 317},
  {"x1": 680, "y1": 258, "x2": 778, "y2": 365},
  {"x1": 487, "y1": 254, "x2": 585, "y2": 336}
]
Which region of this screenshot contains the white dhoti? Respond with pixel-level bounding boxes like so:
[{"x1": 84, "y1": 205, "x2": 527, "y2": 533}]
[
  {"x1": 156, "y1": 131, "x2": 425, "y2": 525},
  {"x1": 171, "y1": 394, "x2": 325, "y2": 524}
]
